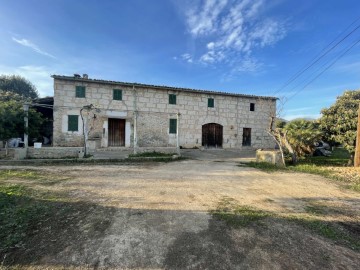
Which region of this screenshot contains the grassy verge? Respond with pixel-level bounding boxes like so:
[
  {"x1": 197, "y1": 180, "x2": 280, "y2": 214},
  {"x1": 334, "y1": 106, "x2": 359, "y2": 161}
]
[
  {"x1": 243, "y1": 148, "x2": 360, "y2": 191},
  {"x1": 211, "y1": 197, "x2": 359, "y2": 251}
]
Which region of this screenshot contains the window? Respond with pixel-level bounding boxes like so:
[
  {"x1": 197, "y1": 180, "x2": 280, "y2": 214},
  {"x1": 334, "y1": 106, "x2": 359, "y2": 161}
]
[
  {"x1": 68, "y1": 115, "x2": 78, "y2": 131},
  {"x1": 75, "y1": 86, "x2": 86, "y2": 98},
  {"x1": 169, "y1": 119, "x2": 177, "y2": 134},
  {"x1": 250, "y1": 103, "x2": 255, "y2": 111},
  {"x1": 169, "y1": 94, "x2": 176, "y2": 105},
  {"x1": 113, "y1": 89, "x2": 122, "y2": 100},
  {"x1": 208, "y1": 98, "x2": 214, "y2": 108}
]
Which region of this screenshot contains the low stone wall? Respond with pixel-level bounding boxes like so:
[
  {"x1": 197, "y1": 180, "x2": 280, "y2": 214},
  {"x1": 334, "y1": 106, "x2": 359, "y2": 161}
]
[
  {"x1": 27, "y1": 147, "x2": 84, "y2": 159},
  {"x1": 0, "y1": 149, "x2": 15, "y2": 159},
  {"x1": 256, "y1": 149, "x2": 284, "y2": 166},
  {"x1": 135, "y1": 147, "x2": 178, "y2": 154}
]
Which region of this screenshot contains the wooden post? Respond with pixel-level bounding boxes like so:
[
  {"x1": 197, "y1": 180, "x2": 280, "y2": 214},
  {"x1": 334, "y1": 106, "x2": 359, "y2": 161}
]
[{"x1": 354, "y1": 104, "x2": 360, "y2": 167}]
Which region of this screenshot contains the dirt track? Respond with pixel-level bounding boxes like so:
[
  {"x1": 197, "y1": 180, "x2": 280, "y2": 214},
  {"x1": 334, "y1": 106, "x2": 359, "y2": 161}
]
[{"x1": 1, "y1": 156, "x2": 359, "y2": 269}]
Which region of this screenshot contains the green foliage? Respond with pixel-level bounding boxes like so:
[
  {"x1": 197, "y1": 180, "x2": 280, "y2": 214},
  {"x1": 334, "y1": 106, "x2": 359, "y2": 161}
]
[
  {"x1": 319, "y1": 90, "x2": 360, "y2": 154},
  {"x1": 0, "y1": 90, "x2": 43, "y2": 141},
  {"x1": 128, "y1": 151, "x2": 175, "y2": 158},
  {"x1": 0, "y1": 75, "x2": 38, "y2": 99},
  {"x1": 284, "y1": 119, "x2": 322, "y2": 156}
]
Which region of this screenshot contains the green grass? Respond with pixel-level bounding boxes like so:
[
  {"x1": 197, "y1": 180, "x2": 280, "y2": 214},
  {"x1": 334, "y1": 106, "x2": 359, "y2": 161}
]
[
  {"x1": 211, "y1": 197, "x2": 269, "y2": 227},
  {"x1": 0, "y1": 184, "x2": 54, "y2": 251},
  {"x1": 243, "y1": 148, "x2": 359, "y2": 191},
  {"x1": 286, "y1": 215, "x2": 360, "y2": 251},
  {"x1": 0, "y1": 169, "x2": 69, "y2": 185}
]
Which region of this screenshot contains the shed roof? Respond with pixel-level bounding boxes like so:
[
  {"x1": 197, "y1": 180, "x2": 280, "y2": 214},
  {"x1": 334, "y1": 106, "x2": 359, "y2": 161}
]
[{"x1": 52, "y1": 75, "x2": 277, "y2": 100}]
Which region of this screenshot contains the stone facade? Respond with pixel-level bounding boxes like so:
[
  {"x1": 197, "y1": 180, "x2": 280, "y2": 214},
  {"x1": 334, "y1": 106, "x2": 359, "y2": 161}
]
[{"x1": 53, "y1": 75, "x2": 277, "y2": 149}]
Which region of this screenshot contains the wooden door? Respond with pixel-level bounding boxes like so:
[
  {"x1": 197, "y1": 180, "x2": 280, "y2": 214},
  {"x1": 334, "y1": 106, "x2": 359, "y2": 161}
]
[
  {"x1": 202, "y1": 123, "x2": 223, "y2": 148},
  {"x1": 108, "y1": 119, "x2": 125, "y2": 146},
  {"x1": 242, "y1": 128, "x2": 251, "y2": 146}
]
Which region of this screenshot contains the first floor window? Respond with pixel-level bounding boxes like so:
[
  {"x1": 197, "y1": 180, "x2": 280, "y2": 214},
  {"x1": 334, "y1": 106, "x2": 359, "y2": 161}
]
[
  {"x1": 208, "y1": 98, "x2": 214, "y2": 108},
  {"x1": 75, "y1": 86, "x2": 86, "y2": 98},
  {"x1": 250, "y1": 103, "x2": 255, "y2": 111},
  {"x1": 113, "y1": 89, "x2": 122, "y2": 100},
  {"x1": 68, "y1": 115, "x2": 78, "y2": 131},
  {"x1": 169, "y1": 94, "x2": 177, "y2": 105},
  {"x1": 169, "y1": 119, "x2": 177, "y2": 134}
]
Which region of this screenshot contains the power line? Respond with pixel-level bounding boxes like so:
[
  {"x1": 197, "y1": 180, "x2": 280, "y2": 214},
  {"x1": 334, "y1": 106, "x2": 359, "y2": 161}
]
[
  {"x1": 285, "y1": 37, "x2": 360, "y2": 102},
  {"x1": 273, "y1": 17, "x2": 360, "y2": 96}
]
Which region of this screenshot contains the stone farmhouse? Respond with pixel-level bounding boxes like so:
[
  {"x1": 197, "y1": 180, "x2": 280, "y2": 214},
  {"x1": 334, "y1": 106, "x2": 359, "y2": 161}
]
[{"x1": 52, "y1": 74, "x2": 277, "y2": 150}]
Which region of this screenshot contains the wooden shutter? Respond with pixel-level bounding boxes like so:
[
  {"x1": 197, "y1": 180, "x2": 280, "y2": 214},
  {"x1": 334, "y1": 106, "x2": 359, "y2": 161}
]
[
  {"x1": 76, "y1": 86, "x2": 86, "y2": 98},
  {"x1": 113, "y1": 89, "x2": 122, "y2": 100},
  {"x1": 169, "y1": 119, "x2": 177, "y2": 134},
  {"x1": 169, "y1": 94, "x2": 176, "y2": 105},
  {"x1": 68, "y1": 115, "x2": 78, "y2": 131},
  {"x1": 208, "y1": 98, "x2": 214, "y2": 107}
]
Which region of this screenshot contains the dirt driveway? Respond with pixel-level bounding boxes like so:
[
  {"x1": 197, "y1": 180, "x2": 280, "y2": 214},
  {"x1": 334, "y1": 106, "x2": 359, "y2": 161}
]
[{"x1": 1, "y1": 152, "x2": 359, "y2": 269}]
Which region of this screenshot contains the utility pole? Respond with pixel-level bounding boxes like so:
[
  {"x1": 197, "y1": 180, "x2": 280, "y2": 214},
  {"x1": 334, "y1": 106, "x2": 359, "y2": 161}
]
[
  {"x1": 23, "y1": 103, "x2": 29, "y2": 149},
  {"x1": 354, "y1": 103, "x2": 360, "y2": 167},
  {"x1": 176, "y1": 112, "x2": 181, "y2": 156}
]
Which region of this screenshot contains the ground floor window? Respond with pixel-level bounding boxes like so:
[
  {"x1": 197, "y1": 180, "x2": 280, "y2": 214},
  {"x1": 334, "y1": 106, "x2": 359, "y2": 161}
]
[
  {"x1": 68, "y1": 115, "x2": 78, "y2": 131},
  {"x1": 169, "y1": 119, "x2": 177, "y2": 134}
]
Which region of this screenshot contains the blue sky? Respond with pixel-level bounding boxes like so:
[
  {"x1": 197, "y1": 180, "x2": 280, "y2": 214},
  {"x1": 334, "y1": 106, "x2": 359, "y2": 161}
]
[{"x1": 1, "y1": 0, "x2": 360, "y2": 120}]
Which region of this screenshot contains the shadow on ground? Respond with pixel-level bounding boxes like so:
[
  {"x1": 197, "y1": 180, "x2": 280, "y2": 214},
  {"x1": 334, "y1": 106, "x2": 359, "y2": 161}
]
[{"x1": 1, "y1": 192, "x2": 359, "y2": 269}]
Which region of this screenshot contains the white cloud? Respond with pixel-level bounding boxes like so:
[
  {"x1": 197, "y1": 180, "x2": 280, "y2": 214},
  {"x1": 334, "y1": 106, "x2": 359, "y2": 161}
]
[
  {"x1": 0, "y1": 65, "x2": 54, "y2": 97},
  {"x1": 181, "y1": 53, "x2": 194, "y2": 63},
  {"x1": 178, "y1": 0, "x2": 287, "y2": 74},
  {"x1": 283, "y1": 113, "x2": 321, "y2": 121},
  {"x1": 12, "y1": 37, "x2": 56, "y2": 59}
]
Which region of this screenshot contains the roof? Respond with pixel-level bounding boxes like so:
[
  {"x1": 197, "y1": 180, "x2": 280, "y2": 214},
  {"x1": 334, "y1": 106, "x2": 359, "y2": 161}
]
[{"x1": 51, "y1": 75, "x2": 277, "y2": 100}]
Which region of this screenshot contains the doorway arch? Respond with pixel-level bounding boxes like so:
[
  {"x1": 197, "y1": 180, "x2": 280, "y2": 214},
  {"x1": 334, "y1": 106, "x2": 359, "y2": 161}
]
[{"x1": 202, "y1": 123, "x2": 223, "y2": 148}]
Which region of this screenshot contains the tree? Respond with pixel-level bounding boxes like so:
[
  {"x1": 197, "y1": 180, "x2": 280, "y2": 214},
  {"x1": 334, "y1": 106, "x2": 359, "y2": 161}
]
[
  {"x1": 319, "y1": 90, "x2": 360, "y2": 164},
  {"x1": 268, "y1": 117, "x2": 322, "y2": 165},
  {"x1": 0, "y1": 75, "x2": 39, "y2": 99},
  {"x1": 0, "y1": 90, "x2": 43, "y2": 154},
  {"x1": 284, "y1": 119, "x2": 322, "y2": 157}
]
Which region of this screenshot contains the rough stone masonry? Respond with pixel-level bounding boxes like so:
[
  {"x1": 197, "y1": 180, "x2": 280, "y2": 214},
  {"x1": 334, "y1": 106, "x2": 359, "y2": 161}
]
[{"x1": 52, "y1": 74, "x2": 277, "y2": 149}]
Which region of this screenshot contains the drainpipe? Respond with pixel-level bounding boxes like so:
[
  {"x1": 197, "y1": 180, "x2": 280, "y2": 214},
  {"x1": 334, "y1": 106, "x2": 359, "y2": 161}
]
[
  {"x1": 133, "y1": 85, "x2": 138, "y2": 154},
  {"x1": 176, "y1": 112, "x2": 181, "y2": 156},
  {"x1": 133, "y1": 111, "x2": 138, "y2": 154}
]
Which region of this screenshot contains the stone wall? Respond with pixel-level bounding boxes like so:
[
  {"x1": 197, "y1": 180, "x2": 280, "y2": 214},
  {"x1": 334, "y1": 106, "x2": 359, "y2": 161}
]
[
  {"x1": 53, "y1": 77, "x2": 277, "y2": 149},
  {"x1": 28, "y1": 147, "x2": 84, "y2": 159}
]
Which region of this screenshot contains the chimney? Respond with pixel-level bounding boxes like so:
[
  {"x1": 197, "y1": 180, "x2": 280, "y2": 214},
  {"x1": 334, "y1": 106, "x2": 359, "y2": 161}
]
[{"x1": 83, "y1": 74, "x2": 89, "y2": 79}]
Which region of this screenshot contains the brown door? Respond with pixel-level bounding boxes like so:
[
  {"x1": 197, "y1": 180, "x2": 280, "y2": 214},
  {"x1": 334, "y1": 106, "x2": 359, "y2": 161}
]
[
  {"x1": 202, "y1": 123, "x2": 223, "y2": 148},
  {"x1": 108, "y1": 119, "x2": 125, "y2": 146},
  {"x1": 242, "y1": 128, "x2": 251, "y2": 146}
]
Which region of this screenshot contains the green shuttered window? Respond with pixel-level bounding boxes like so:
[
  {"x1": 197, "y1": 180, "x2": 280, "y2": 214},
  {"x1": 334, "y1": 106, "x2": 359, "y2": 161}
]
[
  {"x1": 169, "y1": 119, "x2": 177, "y2": 134},
  {"x1": 169, "y1": 94, "x2": 176, "y2": 105},
  {"x1": 68, "y1": 115, "x2": 78, "y2": 131},
  {"x1": 75, "y1": 86, "x2": 86, "y2": 98},
  {"x1": 208, "y1": 98, "x2": 214, "y2": 108},
  {"x1": 113, "y1": 89, "x2": 122, "y2": 100}
]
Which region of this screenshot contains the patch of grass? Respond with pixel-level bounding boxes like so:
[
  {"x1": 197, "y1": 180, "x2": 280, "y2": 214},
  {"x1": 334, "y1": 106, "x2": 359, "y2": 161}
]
[
  {"x1": 211, "y1": 197, "x2": 269, "y2": 227},
  {"x1": 240, "y1": 161, "x2": 287, "y2": 172},
  {"x1": 0, "y1": 169, "x2": 69, "y2": 186},
  {"x1": 0, "y1": 170, "x2": 41, "y2": 180},
  {"x1": 0, "y1": 184, "x2": 54, "y2": 251},
  {"x1": 286, "y1": 215, "x2": 360, "y2": 251},
  {"x1": 244, "y1": 148, "x2": 359, "y2": 192},
  {"x1": 128, "y1": 151, "x2": 176, "y2": 158}
]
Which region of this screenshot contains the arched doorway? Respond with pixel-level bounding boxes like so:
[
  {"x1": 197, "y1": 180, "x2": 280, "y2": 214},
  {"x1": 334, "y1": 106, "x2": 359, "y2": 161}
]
[{"x1": 202, "y1": 123, "x2": 223, "y2": 148}]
